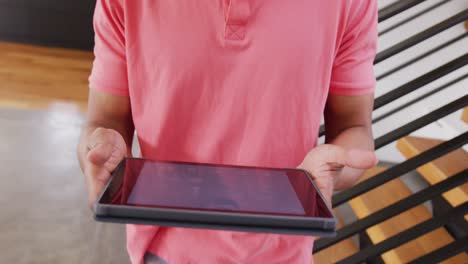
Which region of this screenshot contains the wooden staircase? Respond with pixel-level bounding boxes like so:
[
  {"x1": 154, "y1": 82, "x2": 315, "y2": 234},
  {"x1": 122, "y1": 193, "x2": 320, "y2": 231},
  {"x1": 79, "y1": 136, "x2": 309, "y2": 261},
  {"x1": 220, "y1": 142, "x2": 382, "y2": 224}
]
[
  {"x1": 314, "y1": 211, "x2": 359, "y2": 264},
  {"x1": 397, "y1": 136, "x2": 468, "y2": 219},
  {"x1": 316, "y1": 131, "x2": 467, "y2": 263},
  {"x1": 316, "y1": 109, "x2": 468, "y2": 263},
  {"x1": 462, "y1": 107, "x2": 468, "y2": 124},
  {"x1": 349, "y1": 166, "x2": 467, "y2": 263}
]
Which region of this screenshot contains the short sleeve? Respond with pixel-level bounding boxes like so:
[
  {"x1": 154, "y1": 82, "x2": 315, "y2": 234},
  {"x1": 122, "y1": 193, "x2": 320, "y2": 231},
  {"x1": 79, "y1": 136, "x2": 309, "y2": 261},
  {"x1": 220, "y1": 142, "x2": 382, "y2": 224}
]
[
  {"x1": 330, "y1": 1, "x2": 378, "y2": 96},
  {"x1": 89, "y1": 0, "x2": 129, "y2": 96}
]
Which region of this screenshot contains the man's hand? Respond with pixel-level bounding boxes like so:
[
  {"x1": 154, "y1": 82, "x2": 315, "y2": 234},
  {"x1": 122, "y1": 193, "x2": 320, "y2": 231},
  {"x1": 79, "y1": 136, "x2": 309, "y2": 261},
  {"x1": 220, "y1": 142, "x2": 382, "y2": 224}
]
[
  {"x1": 298, "y1": 144, "x2": 377, "y2": 205},
  {"x1": 82, "y1": 127, "x2": 127, "y2": 208}
]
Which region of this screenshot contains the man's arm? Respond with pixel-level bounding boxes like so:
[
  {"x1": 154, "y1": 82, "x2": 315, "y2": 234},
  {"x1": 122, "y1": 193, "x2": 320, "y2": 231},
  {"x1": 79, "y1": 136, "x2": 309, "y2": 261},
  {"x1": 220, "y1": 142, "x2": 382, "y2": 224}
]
[
  {"x1": 299, "y1": 2, "x2": 378, "y2": 203},
  {"x1": 77, "y1": 88, "x2": 134, "y2": 206},
  {"x1": 324, "y1": 93, "x2": 375, "y2": 190}
]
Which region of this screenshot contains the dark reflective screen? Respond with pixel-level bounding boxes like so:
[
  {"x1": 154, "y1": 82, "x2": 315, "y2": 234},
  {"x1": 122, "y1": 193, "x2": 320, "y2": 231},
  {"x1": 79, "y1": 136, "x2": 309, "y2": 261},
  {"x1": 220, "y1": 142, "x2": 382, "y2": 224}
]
[{"x1": 104, "y1": 159, "x2": 332, "y2": 218}]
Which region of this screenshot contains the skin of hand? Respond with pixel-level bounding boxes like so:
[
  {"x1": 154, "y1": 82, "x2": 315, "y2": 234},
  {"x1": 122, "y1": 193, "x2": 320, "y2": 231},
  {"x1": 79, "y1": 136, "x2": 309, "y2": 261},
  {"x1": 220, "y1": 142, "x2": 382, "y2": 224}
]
[
  {"x1": 82, "y1": 127, "x2": 127, "y2": 208},
  {"x1": 298, "y1": 144, "x2": 377, "y2": 205}
]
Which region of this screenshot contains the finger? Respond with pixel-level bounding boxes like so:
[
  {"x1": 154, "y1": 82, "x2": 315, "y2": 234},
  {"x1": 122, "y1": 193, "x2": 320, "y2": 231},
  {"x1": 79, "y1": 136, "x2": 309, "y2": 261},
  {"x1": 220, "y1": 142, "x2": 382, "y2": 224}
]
[
  {"x1": 325, "y1": 145, "x2": 348, "y2": 166},
  {"x1": 88, "y1": 180, "x2": 106, "y2": 209},
  {"x1": 85, "y1": 163, "x2": 111, "y2": 207},
  {"x1": 87, "y1": 143, "x2": 114, "y2": 166},
  {"x1": 345, "y1": 149, "x2": 378, "y2": 169},
  {"x1": 323, "y1": 145, "x2": 377, "y2": 169},
  {"x1": 88, "y1": 184, "x2": 99, "y2": 209},
  {"x1": 87, "y1": 159, "x2": 112, "y2": 182},
  {"x1": 326, "y1": 162, "x2": 345, "y2": 172},
  {"x1": 88, "y1": 184, "x2": 102, "y2": 209}
]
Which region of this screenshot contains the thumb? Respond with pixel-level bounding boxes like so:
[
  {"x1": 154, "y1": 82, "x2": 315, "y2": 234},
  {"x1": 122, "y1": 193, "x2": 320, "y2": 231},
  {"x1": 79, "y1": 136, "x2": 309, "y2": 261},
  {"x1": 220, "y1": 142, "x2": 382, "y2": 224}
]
[
  {"x1": 87, "y1": 143, "x2": 113, "y2": 166},
  {"x1": 345, "y1": 149, "x2": 378, "y2": 169}
]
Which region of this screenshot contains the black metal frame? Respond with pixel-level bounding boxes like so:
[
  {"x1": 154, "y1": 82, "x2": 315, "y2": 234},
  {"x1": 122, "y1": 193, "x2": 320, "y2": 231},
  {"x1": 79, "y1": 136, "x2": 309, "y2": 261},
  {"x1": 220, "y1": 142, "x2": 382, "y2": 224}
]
[
  {"x1": 378, "y1": 0, "x2": 427, "y2": 23},
  {"x1": 333, "y1": 131, "x2": 468, "y2": 207},
  {"x1": 314, "y1": 0, "x2": 468, "y2": 264},
  {"x1": 315, "y1": 2, "x2": 468, "y2": 262},
  {"x1": 315, "y1": 170, "x2": 467, "y2": 252},
  {"x1": 372, "y1": 74, "x2": 467, "y2": 124},
  {"x1": 376, "y1": 32, "x2": 467, "y2": 80},
  {"x1": 375, "y1": 9, "x2": 468, "y2": 64},
  {"x1": 379, "y1": 0, "x2": 452, "y2": 36},
  {"x1": 373, "y1": 54, "x2": 467, "y2": 110},
  {"x1": 319, "y1": 48, "x2": 467, "y2": 138},
  {"x1": 432, "y1": 195, "x2": 468, "y2": 240},
  {"x1": 358, "y1": 232, "x2": 386, "y2": 264},
  {"x1": 337, "y1": 203, "x2": 468, "y2": 264},
  {"x1": 374, "y1": 95, "x2": 468, "y2": 149},
  {"x1": 408, "y1": 236, "x2": 468, "y2": 264}
]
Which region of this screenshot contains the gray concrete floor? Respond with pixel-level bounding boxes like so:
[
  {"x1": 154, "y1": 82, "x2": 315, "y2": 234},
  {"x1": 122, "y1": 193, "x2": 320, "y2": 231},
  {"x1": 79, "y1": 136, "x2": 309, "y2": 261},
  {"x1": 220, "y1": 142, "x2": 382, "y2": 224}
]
[{"x1": 0, "y1": 107, "x2": 129, "y2": 264}]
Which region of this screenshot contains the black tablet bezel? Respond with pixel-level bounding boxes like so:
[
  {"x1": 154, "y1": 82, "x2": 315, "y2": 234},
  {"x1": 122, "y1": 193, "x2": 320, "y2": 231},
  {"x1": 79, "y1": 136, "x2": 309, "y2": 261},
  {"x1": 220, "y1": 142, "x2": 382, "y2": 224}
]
[{"x1": 94, "y1": 158, "x2": 337, "y2": 237}]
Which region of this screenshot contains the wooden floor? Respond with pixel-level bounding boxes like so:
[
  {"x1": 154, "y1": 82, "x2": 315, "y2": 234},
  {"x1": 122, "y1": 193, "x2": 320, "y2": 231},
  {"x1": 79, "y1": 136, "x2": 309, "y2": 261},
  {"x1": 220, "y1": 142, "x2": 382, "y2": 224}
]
[
  {"x1": 0, "y1": 41, "x2": 93, "y2": 111},
  {"x1": 0, "y1": 42, "x2": 128, "y2": 263}
]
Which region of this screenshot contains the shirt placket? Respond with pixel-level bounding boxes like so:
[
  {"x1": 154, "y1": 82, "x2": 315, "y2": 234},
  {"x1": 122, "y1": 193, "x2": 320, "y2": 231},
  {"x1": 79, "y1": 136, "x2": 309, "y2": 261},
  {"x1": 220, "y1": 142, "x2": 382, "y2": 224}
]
[{"x1": 224, "y1": 0, "x2": 251, "y2": 41}]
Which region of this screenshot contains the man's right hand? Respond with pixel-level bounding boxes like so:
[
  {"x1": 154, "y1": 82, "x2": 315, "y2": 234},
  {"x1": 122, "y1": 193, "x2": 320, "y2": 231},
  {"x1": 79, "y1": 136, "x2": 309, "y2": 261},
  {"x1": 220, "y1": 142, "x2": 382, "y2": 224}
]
[{"x1": 82, "y1": 127, "x2": 127, "y2": 208}]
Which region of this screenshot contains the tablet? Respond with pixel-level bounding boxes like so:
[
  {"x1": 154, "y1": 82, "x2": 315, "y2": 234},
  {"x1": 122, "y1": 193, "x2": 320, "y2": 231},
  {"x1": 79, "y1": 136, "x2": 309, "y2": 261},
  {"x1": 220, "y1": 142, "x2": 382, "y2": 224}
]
[{"x1": 94, "y1": 158, "x2": 337, "y2": 237}]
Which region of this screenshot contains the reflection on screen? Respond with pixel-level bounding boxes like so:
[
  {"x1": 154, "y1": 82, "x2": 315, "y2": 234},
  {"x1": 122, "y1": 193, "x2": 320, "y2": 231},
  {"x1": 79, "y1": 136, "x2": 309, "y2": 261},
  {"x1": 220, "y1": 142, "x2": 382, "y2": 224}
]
[{"x1": 112, "y1": 159, "x2": 332, "y2": 218}]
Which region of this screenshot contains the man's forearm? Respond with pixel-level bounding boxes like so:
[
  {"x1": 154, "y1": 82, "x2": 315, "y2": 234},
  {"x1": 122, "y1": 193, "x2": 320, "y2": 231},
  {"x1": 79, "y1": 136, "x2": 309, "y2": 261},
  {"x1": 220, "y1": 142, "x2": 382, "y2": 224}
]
[{"x1": 326, "y1": 126, "x2": 375, "y2": 190}]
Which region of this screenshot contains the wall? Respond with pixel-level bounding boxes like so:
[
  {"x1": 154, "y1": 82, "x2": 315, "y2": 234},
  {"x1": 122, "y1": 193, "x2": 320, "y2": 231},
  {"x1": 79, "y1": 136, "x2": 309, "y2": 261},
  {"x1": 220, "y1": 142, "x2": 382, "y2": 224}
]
[{"x1": 0, "y1": 0, "x2": 96, "y2": 50}]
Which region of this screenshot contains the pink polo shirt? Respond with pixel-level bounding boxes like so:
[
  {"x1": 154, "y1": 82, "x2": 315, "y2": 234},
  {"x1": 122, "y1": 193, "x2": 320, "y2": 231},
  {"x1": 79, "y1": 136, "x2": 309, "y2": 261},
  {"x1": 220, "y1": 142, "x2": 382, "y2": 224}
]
[{"x1": 89, "y1": 0, "x2": 377, "y2": 263}]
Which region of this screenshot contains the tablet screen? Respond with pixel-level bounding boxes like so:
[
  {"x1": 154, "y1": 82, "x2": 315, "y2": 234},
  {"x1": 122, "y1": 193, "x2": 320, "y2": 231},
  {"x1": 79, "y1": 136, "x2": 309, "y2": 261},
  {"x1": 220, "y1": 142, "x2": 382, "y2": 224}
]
[{"x1": 105, "y1": 158, "x2": 333, "y2": 218}]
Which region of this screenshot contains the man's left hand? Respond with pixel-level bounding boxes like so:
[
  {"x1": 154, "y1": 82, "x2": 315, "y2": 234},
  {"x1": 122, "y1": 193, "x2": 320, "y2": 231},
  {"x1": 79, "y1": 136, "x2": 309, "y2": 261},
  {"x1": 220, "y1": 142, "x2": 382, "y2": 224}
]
[{"x1": 298, "y1": 144, "x2": 377, "y2": 205}]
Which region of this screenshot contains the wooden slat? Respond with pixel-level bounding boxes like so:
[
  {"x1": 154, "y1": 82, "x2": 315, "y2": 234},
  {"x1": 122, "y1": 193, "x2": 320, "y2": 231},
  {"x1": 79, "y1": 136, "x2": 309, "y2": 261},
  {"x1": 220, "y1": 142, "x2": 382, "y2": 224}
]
[
  {"x1": 348, "y1": 167, "x2": 467, "y2": 263},
  {"x1": 462, "y1": 107, "x2": 468, "y2": 124},
  {"x1": 0, "y1": 41, "x2": 92, "y2": 111},
  {"x1": 397, "y1": 136, "x2": 468, "y2": 212},
  {"x1": 314, "y1": 210, "x2": 358, "y2": 264}
]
